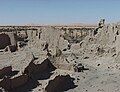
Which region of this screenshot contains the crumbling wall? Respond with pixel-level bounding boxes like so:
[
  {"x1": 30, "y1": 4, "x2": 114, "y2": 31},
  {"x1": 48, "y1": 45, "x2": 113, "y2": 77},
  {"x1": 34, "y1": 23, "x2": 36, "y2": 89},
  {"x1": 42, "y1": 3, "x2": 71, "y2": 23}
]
[
  {"x1": 7, "y1": 32, "x2": 17, "y2": 47},
  {"x1": 77, "y1": 20, "x2": 120, "y2": 59},
  {"x1": 48, "y1": 47, "x2": 77, "y2": 71},
  {"x1": 17, "y1": 30, "x2": 28, "y2": 41}
]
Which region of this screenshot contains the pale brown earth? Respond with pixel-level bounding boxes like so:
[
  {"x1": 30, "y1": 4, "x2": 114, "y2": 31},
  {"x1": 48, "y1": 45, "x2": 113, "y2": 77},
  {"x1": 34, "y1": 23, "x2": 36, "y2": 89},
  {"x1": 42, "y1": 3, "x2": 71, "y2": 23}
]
[{"x1": 0, "y1": 19, "x2": 120, "y2": 92}]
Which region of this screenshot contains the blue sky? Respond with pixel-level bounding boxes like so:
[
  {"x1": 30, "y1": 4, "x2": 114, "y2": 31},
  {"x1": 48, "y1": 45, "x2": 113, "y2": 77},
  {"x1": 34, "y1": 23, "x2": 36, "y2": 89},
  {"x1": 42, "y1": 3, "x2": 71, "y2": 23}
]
[{"x1": 0, "y1": 0, "x2": 120, "y2": 25}]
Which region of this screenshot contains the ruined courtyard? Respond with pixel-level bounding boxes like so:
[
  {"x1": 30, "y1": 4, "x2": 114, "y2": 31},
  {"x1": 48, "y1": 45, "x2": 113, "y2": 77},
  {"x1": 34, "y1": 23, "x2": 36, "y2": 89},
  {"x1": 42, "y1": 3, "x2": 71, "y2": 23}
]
[{"x1": 0, "y1": 19, "x2": 120, "y2": 92}]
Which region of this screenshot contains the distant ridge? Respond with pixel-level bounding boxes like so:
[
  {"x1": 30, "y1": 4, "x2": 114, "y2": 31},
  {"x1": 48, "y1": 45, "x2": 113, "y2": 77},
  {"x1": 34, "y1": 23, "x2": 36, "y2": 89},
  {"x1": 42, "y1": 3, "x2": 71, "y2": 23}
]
[{"x1": 26, "y1": 23, "x2": 97, "y2": 27}]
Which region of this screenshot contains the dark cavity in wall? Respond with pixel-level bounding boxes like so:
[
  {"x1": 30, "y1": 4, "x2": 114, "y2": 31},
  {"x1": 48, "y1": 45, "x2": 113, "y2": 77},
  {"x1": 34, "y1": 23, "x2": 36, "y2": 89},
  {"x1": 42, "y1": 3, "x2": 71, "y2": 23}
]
[{"x1": 0, "y1": 34, "x2": 11, "y2": 49}]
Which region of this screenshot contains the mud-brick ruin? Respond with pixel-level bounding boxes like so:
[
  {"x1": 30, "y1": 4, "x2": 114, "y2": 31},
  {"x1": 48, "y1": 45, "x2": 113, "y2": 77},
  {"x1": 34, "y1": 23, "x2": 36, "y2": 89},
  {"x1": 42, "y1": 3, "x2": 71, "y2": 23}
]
[{"x1": 1, "y1": 20, "x2": 120, "y2": 92}]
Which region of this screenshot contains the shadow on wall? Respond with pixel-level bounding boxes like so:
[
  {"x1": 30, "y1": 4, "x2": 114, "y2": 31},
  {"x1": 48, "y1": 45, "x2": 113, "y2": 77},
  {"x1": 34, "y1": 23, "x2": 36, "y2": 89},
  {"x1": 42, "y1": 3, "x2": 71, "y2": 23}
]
[{"x1": 0, "y1": 34, "x2": 11, "y2": 49}]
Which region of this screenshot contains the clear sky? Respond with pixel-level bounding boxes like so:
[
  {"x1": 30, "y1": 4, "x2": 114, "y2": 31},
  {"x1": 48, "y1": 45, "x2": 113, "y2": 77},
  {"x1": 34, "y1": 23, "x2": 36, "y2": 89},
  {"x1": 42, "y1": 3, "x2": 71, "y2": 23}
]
[{"x1": 0, "y1": 0, "x2": 120, "y2": 25}]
